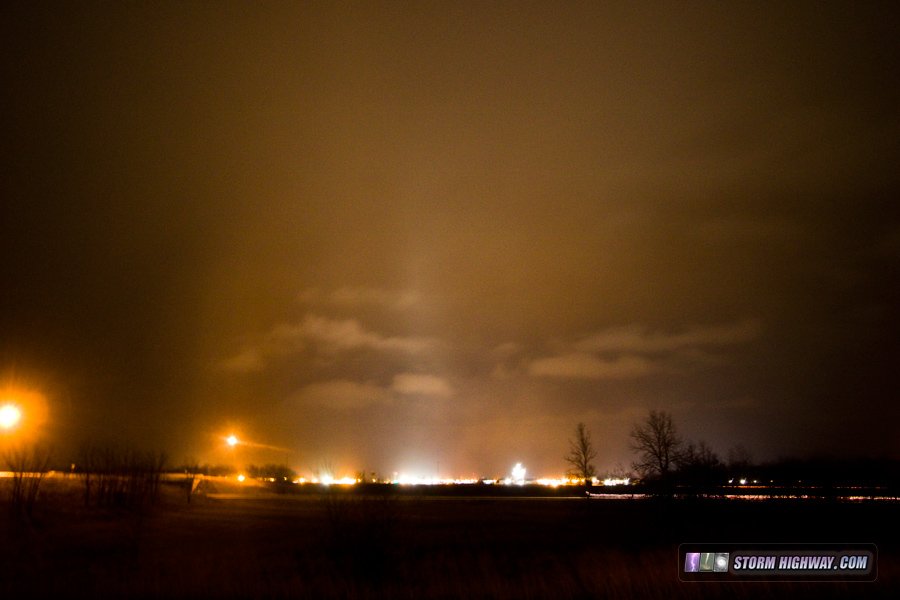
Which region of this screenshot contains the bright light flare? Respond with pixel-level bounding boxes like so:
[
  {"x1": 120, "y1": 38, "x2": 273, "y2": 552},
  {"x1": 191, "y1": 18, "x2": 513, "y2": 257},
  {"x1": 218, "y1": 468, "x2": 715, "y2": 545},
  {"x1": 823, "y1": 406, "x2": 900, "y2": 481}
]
[
  {"x1": 602, "y1": 477, "x2": 631, "y2": 486},
  {"x1": 317, "y1": 474, "x2": 357, "y2": 486},
  {"x1": 536, "y1": 477, "x2": 568, "y2": 487},
  {"x1": 0, "y1": 386, "x2": 48, "y2": 442},
  {"x1": 390, "y1": 474, "x2": 480, "y2": 485},
  {"x1": 511, "y1": 462, "x2": 526, "y2": 485},
  {"x1": 0, "y1": 404, "x2": 22, "y2": 430},
  {"x1": 226, "y1": 435, "x2": 239, "y2": 447}
]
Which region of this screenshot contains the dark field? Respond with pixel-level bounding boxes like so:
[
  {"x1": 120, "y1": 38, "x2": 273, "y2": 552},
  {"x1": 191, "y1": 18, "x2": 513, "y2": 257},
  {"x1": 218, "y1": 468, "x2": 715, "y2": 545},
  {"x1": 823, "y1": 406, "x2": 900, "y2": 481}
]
[{"x1": 2, "y1": 479, "x2": 898, "y2": 599}]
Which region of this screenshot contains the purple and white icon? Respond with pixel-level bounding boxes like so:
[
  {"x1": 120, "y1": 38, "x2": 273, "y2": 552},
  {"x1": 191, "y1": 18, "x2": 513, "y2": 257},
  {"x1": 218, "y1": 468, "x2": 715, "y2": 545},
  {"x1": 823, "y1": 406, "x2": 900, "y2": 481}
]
[{"x1": 685, "y1": 552, "x2": 701, "y2": 572}]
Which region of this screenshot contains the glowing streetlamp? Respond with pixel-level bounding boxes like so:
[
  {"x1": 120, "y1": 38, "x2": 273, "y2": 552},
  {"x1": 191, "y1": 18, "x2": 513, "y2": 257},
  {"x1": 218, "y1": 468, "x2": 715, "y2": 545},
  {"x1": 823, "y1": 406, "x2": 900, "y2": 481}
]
[
  {"x1": 0, "y1": 387, "x2": 49, "y2": 445},
  {"x1": 0, "y1": 403, "x2": 22, "y2": 431}
]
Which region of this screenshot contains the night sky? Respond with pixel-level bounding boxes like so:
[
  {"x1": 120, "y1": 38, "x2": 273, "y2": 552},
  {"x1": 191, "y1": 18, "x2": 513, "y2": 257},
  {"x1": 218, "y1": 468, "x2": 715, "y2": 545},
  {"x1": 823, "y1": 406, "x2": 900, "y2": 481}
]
[{"x1": 2, "y1": 2, "x2": 898, "y2": 477}]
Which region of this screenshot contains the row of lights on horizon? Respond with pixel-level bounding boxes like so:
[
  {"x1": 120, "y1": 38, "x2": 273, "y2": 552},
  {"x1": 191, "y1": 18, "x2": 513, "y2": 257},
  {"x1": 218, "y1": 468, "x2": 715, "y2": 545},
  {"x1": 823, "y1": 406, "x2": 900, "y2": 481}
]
[
  {"x1": 2, "y1": 409, "x2": 634, "y2": 491},
  {"x1": 222, "y1": 440, "x2": 634, "y2": 488}
]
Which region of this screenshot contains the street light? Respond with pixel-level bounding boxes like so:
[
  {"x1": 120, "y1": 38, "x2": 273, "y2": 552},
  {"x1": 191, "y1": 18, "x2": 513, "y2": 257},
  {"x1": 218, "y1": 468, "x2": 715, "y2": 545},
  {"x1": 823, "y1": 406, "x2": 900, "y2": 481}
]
[
  {"x1": 0, "y1": 386, "x2": 48, "y2": 444},
  {"x1": 0, "y1": 403, "x2": 22, "y2": 431}
]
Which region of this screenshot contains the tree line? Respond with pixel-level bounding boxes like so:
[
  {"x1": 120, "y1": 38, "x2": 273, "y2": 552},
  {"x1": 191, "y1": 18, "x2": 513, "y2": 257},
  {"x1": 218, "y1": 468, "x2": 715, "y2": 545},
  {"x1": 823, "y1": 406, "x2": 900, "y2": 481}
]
[
  {"x1": 566, "y1": 409, "x2": 752, "y2": 492},
  {"x1": 567, "y1": 409, "x2": 900, "y2": 492}
]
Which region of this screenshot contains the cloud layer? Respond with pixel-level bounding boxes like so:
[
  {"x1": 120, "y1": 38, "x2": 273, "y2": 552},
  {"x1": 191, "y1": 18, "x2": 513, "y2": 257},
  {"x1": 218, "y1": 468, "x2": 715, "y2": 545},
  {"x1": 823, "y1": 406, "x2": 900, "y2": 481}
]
[
  {"x1": 527, "y1": 320, "x2": 761, "y2": 380},
  {"x1": 528, "y1": 353, "x2": 655, "y2": 380},
  {"x1": 221, "y1": 312, "x2": 438, "y2": 372}
]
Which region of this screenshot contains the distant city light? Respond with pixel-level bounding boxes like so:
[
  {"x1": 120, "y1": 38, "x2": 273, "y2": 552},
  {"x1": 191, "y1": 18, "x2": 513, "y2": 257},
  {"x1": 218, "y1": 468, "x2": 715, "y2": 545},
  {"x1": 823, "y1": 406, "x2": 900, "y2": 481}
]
[
  {"x1": 390, "y1": 474, "x2": 481, "y2": 485},
  {"x1": 536, "y1": 477, "x2": 568, "y2": 487},
  {"x1": 0, "y1": 404, "x2": 22, "y2": 430},
  {"x1": 316, "y1": 474, "x2": 357, "y2": 486},
  {"x1": 602, "y1": 477, "x2": 631, "y2": 486},
  {"x1": 284, "y1": 470, "x2": 636, "y2": 488},
  {"x1": 511, "y1": 463, "x2": 526, "y2": 485}
]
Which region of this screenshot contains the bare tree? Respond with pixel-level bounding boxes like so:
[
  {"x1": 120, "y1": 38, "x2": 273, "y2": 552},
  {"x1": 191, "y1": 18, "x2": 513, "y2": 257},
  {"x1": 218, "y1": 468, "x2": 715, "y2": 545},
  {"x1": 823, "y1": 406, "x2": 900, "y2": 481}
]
[
  {"x1": 4, "y1": 444, "x2": 52, "y2": 520},
  {"x1": 629, "y1": 410, "x2": 682, "y2": 480},
  {"x1": 565, "y1": 422, "x2": 597, "y2": 483},
  {"x1": 677, "y1": 440, "x2": 721, "y2": 471},
  {"x1": 76, "y1": 443, "x2": 167, "y2": 510},
  {"x1": 677, "y1": 440, "x2": 723, "y2": 494}
]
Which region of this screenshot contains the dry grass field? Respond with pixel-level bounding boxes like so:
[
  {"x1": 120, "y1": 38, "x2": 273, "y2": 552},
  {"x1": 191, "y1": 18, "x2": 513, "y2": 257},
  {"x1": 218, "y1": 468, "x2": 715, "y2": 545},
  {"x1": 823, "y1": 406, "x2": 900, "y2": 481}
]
[{"x1": 1, "y1": 477, "x2": 897, "y2": 598}]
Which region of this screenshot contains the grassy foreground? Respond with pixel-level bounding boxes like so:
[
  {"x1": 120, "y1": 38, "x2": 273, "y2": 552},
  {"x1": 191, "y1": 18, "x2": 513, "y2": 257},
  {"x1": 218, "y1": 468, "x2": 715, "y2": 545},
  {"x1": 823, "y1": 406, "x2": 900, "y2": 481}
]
[{"x1": 1, "y1": 477, "x2": 897, "y2": 598}]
